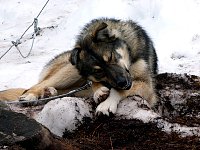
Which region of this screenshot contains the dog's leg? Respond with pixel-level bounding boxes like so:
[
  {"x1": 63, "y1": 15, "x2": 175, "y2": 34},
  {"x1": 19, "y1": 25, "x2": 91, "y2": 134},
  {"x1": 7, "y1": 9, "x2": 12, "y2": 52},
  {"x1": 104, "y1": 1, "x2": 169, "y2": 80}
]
[
  {"x1": 92, "y1": 82, "x2": 110, "y2": 104},
  {"x1": 20, "y1": 63, "x2": 83, "y2": 101},
  {"x1": 95, "y1": 81, "x2": 157, "y2": 116},
  {"x1": 0, "y1": 88, "x2": 26, "y2": 101},
  {"x1": 96, "y1": 88, "x2": 121, "y2": 116},
  {"x1": 128, "y1": 59, "x2": 157, "y2": 107},
  {"x1": 124, "y1": 81, "x2": 157, "y2": 107},
  {"x1": 20, "y1": 86, "x2": 58, "y2": 101}
]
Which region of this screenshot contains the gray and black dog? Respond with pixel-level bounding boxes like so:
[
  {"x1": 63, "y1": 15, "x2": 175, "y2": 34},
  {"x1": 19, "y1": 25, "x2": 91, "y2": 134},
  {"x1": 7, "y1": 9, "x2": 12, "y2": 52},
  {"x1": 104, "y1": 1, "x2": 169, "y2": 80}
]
[{"x1": 2, "y1": 18, "x2": 158, "y2": 115}]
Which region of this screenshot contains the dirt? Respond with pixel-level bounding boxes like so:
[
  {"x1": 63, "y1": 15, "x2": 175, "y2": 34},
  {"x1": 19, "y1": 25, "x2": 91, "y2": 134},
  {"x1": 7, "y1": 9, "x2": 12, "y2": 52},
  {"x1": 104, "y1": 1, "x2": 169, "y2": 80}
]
[
  {"x1": 64, "y1": 117, "x2": 200, "y2": 150},
  {"x1": 156, "y1": 73, "x2": 200, "y2": 127}
]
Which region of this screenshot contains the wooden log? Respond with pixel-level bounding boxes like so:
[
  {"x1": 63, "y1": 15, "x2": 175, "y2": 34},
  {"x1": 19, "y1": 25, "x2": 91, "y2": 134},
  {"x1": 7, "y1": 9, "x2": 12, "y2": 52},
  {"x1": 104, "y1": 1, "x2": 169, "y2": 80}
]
[{"x1": 0, "y1": 109, "x2": 73, "y2": 150}]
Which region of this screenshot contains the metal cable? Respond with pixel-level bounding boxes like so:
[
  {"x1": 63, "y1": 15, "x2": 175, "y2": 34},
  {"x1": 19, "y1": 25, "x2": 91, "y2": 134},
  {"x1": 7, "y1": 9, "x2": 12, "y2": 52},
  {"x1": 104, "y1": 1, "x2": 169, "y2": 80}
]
[
  {"x1": 15, "y1": 33, "x2": 36, "y2": 58},
  {"x1": 0, "y1": 0, "x2": 50, "y2": 60}
]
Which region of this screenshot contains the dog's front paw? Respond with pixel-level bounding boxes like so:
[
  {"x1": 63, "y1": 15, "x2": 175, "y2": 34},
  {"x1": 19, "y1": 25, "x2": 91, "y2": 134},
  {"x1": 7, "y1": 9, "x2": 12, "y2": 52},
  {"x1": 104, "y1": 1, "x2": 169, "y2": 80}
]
[
  {"x1": 93, "y1": 86, "x2": 110, "y2": 104},
  {"x1": 19, "y1": 87, "x2": 57, "y2": 101},
  {"x1": 95, "y1": 98, "x2": 118, "y2": 116},
  {"x1": 95, "y1": 88, "x2": 122, "y2": 116},
  {"x1": 43, "y1": 87, "x2": 58, "y2": 98},
  {"x1": 19, "y1": 93, "x2": 38, "y2": 101}
]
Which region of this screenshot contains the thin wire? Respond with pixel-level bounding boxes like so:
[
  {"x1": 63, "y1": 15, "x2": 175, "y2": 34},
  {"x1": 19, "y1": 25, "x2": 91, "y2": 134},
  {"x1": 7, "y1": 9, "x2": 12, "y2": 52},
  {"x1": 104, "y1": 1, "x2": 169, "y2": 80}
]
[
  {"x1": 15, "y1": 33, "x2": 36, "y2": 58},
  {"x1": 0, "y1": 0, "x2": 50, "y2": 60},
  {"x1": 19, "y1": 22, "x2": 35, "y2": 40},
  {"x1": 0, "y1": 45, "x2": 14, "y2": 60},
  {"x1": 36, "y1": 0, "x2": 50, "y2": 19},
  {"x1": 19, "y1": 0, "x2": 50, "y2": 40}
]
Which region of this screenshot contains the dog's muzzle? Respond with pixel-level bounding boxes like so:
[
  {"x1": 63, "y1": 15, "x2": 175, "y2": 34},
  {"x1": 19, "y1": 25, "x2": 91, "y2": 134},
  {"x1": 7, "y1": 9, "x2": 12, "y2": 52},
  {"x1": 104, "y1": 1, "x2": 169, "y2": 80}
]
[
  {"x1": 105, "y1": 64, "x2": 132, "y2": 90},
  {"x1": 116, "y1": 76, "x2": 132, "y2": 90}
]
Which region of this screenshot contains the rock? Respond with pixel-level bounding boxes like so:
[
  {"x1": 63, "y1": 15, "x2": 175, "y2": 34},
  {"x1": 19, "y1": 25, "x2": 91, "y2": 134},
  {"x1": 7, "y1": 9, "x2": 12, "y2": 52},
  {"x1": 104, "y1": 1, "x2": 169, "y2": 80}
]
[{"x1": 35, "y1": 97, "x2": 92, "y2": 137}]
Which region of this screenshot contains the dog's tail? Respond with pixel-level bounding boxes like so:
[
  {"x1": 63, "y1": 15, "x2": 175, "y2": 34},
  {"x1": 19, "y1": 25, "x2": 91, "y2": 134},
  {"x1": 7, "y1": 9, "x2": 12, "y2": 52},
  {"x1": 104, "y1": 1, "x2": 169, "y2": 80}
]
[{"x1": 0, "y1": 88, "x2": 26, "y2": 101}]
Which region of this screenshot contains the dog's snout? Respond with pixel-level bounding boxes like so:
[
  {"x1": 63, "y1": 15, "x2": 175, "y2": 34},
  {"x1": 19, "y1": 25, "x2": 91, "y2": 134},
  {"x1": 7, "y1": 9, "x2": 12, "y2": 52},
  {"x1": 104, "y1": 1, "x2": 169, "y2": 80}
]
[
  {"x1": 117, "y1": 77, "x2": 127, "y2": 87},
  {"x1": 117, "y1": 77, "x2": 132, "y2": 90},
  {"x1": 106, "y1": 64, "x2": 132, "y2": 90}
]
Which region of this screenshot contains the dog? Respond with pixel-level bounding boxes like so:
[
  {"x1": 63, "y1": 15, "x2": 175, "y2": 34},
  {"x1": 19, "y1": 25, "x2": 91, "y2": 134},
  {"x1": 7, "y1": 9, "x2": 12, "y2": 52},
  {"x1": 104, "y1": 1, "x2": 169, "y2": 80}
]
[{"x1": 1, "y1": 18, "x2": 158, "y2": 115}]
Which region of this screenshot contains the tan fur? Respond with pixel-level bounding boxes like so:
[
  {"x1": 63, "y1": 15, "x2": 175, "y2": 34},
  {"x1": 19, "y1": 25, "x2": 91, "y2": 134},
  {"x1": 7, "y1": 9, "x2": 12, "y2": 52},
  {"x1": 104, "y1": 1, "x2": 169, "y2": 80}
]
[
  {"x1": 19, "y1": 52, "x2": 88, "y2": 100},
  {"x1": 118, "y1": 81, "x2": 157, "y2": 106},
  {"x1": 103, "y1": 55, "x2": 109, "y2": 62},
  {"x1": 116, "y1": 46, "x2": 130, "y2": 70},
  {"x1": 0, "y1": 88, "x2": 26, "y2": 101},
  {"x1": 129, "y1": 59, "x2": 156, "y2": 105},
  {"x1": 93, "y1": 66, "x2": 101, "y2": 69}
]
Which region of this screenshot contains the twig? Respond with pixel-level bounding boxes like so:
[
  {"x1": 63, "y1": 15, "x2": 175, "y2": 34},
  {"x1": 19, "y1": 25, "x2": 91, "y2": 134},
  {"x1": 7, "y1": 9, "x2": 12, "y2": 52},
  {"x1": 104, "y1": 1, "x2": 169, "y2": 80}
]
[
  {"x1": 110, "y1": 137, "x2": 114, "y2": 150},
  {"x1": 92, "y1": 123, "x2": 103, "y2": 137}
]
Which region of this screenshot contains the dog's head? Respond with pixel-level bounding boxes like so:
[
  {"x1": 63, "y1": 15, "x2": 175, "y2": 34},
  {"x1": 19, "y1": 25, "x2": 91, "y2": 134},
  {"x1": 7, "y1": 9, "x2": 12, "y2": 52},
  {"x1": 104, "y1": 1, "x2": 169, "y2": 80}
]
[{"x1": 71, "y1": 22, "x2": 132, "y2": 90}]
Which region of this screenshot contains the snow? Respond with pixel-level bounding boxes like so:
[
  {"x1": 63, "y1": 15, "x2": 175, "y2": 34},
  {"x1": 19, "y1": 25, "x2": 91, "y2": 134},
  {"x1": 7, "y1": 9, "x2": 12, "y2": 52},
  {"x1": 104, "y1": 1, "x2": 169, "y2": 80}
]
[
  {"x1": 117, "y1": 97, "x2": 200, "y2": 138},
  {"x1": 0, "y1": 0, "x2": 200, "y2": 137},
  {"x1": 116, "y1": 97, "x2": 159, "y2": 122},
  {"x1": 35, "y1": 97, "x2": 92, "y2": 137},
  {"x1": 34, "y1": 96, "x2": 200, "y2": 137},
  {"x1": 0, "y1": 0, "x2": 200, "y2": 90},
  {"x1": 156, "y1": 119, "x2": 200, "y2": 137}
]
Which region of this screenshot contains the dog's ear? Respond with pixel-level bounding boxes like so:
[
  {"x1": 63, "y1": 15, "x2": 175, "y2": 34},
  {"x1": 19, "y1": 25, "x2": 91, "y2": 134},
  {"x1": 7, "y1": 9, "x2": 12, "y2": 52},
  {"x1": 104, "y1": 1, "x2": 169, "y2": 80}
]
[
  {"x1": 93, "y1": 22, "x2": 116, "y2": 43},
  {"x1": 70, "y1": 47, "x2": 81, "y2": 65}
]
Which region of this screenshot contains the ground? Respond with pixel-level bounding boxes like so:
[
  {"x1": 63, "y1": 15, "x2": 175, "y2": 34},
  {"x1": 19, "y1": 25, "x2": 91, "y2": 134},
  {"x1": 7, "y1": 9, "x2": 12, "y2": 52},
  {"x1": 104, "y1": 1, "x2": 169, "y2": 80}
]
[{"x1": 1, "y1": 73, "x2": 200, "y2": 149}]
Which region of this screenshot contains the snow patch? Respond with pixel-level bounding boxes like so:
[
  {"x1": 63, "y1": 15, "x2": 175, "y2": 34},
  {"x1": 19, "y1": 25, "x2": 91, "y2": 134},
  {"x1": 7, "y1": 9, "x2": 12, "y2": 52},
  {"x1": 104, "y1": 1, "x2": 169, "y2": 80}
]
[
  {"x1": 35, "y1": 97, "x2": 92, "y2": 137},
  {"x1": 156, "y1": 119, "x2": 200, "y2": 137},
  {"x1": 116, "y1": 97, "x2": 159, "y2": 122},
  {"x1": 116, "y1": 96, "x2": 200, "y2": 138},
  {"x1": 1, "y1": 0, "x2": 200, "y2": 91}
]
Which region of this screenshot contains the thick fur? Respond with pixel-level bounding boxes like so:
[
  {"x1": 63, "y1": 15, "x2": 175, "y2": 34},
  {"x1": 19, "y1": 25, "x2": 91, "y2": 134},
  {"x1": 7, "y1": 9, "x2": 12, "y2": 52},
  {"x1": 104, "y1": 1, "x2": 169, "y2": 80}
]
[
  {"x1": 0, "y1": 88, "x2": 26, "y2": 101},
  {"x1": 2, "y1": 18, "x2": 158, "y2": 115}
]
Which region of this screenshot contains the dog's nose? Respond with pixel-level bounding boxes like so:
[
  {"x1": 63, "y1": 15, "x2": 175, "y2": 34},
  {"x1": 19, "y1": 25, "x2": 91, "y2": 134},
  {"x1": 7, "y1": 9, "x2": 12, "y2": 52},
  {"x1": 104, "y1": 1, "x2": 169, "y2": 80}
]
[
  {"x1": 117, "y1": 77, "x2": 131, "y2": 90},
  {"x1": 117, "y1": 79, "x2": 126, "y2": 87}
]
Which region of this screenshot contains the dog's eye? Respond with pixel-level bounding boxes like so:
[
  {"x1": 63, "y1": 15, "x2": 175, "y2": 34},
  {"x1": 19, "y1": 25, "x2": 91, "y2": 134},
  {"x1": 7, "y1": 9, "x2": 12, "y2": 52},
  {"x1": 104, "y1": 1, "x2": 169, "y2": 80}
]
[
  {"x1": 92, "y1": 67, "x2": 105, "y2": 80},
  {"x1": 93, "y1": 66, "x2": 101, "y2": 72},
  {"x1": 93, "y1": 67, "x2": 105, "y2": 77},
  {"x1": 92, "y1": 66, "x2": 105, "y2": 78},
  {"x1": 93, "y1": 68, "x2": 103, "y2": 73}
]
